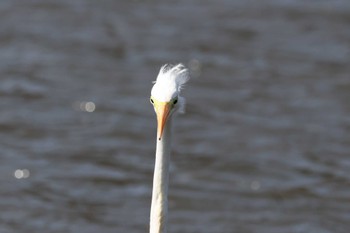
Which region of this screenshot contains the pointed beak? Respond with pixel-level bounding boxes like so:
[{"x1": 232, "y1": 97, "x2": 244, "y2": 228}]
[{"x1": 154, "y1": 101, "x2": 172, "y2": 140}]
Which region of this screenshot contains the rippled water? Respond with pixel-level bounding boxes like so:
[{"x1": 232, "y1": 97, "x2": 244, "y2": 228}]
[{"x1": 1, "y1": 0, "x2": 350, "y2": 232}]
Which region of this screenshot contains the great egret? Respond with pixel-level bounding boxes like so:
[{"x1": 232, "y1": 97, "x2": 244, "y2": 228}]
[{"x1": 149, "y1": 64, "x2": 190, "y2": 233}]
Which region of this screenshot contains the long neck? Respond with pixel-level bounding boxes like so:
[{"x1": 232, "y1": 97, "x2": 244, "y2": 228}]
[{"x1": 150, "y1": 119, "x2": 172, "y2": 233}]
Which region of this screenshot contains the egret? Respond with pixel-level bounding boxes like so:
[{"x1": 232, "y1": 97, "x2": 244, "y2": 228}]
[{"x1": 149, "y1": 64, "x2": 190, "y2": 233}]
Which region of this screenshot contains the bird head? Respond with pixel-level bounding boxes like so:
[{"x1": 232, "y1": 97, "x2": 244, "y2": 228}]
[{"x1": 150, "y1": 64, "x2": 190, "y2": 140}]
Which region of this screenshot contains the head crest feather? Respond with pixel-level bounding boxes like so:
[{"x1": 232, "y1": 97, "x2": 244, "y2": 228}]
[
  {"x1": 155, "y1": 63, "x2": 189, "y2": 91},
  {"x1": 151, "y1": 63, "x2": 190, "y2": 113}
]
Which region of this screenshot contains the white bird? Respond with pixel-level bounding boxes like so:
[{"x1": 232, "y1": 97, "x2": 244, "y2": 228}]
[{"x1": 149, "y1": 64, "x2": 190, "y2": 233}]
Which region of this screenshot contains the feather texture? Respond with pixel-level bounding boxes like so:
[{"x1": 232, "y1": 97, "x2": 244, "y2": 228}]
[
  {"x1": 151, "y1": 63, "x2": 190, "y2": 105},
  {"x1": 157, "y1": 64, "x2": 189, "y2": 90}
]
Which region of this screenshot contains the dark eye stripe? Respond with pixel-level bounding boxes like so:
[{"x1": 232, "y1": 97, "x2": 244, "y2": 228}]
[{"x1": 173, "y1": 99, "x2": 178, "y2": 104}]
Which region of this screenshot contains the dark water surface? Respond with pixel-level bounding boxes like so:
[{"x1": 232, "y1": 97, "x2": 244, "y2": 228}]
[{"x1": 1, "y1": 0, "x2": 350, "y2": 232}]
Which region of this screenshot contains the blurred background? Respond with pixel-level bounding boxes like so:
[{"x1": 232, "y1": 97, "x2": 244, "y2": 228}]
[{"x1": 1, "y1": 0, "x2": 350, "y2": 232}]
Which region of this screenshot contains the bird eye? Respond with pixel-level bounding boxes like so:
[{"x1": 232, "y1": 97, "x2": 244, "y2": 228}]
[
  {"x1": 150, "y1": 98, "x2": 154, "y2": 104},
  {"x1": 173, "y1": 98, "x2": 178, "y2": 105}
]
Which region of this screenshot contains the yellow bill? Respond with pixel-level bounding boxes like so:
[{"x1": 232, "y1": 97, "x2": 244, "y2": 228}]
[{"x1": 153, "y1": 100, "x2": 172, "y2": 140}]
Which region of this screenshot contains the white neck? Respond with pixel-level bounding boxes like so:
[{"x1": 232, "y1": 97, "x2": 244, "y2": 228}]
[{"x1": 150, "y1": 119, "x2": 172, "y2": 233}]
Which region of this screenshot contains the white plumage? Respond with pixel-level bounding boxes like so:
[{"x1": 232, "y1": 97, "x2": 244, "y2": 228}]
[
  {"x1": 149, "y1": 63, "x2": 190, "y2": 233},
  {"x1": 151, "y1": 64, "x2": 189, "y2": 113}
]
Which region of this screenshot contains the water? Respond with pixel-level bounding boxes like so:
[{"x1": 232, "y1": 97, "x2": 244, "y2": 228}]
[{"x1": 1, "y1": 0, "x2": 350, "y2": 232}]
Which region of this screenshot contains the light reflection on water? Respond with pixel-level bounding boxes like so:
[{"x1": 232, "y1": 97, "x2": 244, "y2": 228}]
[
  {"x1": 1, "y1": 0, "x2": 350, "y2": 233},
  {"x1": 73, "y1": 101, "x2": 96, "y2": 112},
  {"x1": 14, "y1": 169, "x2": 30, "y2": 179}
]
